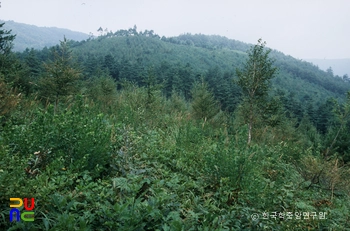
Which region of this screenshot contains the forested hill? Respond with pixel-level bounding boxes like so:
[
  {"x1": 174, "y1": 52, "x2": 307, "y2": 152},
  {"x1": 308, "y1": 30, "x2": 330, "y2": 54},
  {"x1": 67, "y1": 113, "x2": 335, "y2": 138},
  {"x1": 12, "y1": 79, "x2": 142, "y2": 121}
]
[
  {"x1": 0, "y1": 20, "x2": 89, "y2": 51},
  {"x1": 65, "y1": 30, "x2": 350, "y2": 105},
  {"x1": 17, "y1": 26, "x2": 350, "y2": 121}
]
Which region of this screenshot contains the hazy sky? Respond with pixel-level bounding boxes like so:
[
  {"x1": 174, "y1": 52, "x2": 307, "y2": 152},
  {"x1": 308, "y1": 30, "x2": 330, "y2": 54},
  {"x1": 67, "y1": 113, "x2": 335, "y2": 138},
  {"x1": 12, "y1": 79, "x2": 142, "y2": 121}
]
[{"x1": 1, "y1": 0, "x2": 349, "y2": 59}]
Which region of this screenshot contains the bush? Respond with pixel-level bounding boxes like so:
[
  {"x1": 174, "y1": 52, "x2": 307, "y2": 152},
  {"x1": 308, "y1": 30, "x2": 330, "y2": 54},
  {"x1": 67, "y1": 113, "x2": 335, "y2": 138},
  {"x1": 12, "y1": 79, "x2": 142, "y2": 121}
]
[{"x1": 3, "y1": 96, "x2": 114, "y2": 178}]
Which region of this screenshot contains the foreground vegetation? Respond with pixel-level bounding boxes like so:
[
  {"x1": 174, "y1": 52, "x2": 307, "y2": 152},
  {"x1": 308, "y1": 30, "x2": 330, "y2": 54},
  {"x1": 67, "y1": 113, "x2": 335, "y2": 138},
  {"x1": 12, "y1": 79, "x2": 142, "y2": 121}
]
[{"x1": 1, "y1": 23, "x2": 350, "y2": 230}]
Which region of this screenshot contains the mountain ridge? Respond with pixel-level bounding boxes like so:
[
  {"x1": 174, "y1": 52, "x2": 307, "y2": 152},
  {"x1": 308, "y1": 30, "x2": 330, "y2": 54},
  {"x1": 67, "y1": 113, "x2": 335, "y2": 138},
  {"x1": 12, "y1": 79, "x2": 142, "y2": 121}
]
[{"x1": 0, "y1": 20, "x2": 89, "y2": 51}]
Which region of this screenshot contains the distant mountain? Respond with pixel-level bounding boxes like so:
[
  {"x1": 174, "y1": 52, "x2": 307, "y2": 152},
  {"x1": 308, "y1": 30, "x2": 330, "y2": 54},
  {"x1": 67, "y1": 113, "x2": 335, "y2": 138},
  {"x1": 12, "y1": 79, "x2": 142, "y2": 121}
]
[
  {"x1": 0, "y1": 20, "x2": 89, "y2": 51},
  {"x1": 306, "y1": 58, "x2": 350, "y2": 77}
]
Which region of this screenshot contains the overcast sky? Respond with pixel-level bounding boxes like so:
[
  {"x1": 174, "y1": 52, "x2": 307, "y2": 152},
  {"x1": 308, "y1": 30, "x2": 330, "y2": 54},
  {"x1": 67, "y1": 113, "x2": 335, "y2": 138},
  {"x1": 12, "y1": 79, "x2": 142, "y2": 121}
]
[{"x1": 0, "y1": 0, "x2": 349, "y2": 59}]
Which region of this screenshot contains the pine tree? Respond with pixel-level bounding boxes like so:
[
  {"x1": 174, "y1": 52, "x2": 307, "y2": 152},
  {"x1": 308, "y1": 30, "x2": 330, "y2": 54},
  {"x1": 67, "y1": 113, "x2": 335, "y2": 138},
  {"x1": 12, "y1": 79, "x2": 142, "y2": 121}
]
[
  {"x1": 25, "y1": 48, "x2": 41, "y2": 77},
  {"x1": 143, "y1": 66, "x2": 161, "y2": 110},
  {"x1": 87, "y1": 74, "x2": 117, "y2": 112},
  {"x1": 191, "y1": 80, "x2": 220, "y2": 121},
  {"x1": 0, "y1": 22, "x2": 18, "y2": 78},
  {"x1": 324, "y1": 92, "x2": 350, "y2": 159},
  {"x1": 0, "y1": 22, "x2": 16, "y2": 56},
  {"x1": 38, "y1": 37, "x2": 82, "y2": 109},
  {"x1": 0, "y1": 22, "x2": 22, "y2": 107},
  {"x1": 316, "y1": 99, "x2": 335, "y2": 134}
]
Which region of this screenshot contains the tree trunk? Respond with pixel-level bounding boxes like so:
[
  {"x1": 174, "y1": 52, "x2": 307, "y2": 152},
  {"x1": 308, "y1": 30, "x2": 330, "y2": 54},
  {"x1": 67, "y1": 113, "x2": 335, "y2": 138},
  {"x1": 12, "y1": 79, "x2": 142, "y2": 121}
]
[{"x1": 248, "y1": 101, "x2": 253, "y2": 144}]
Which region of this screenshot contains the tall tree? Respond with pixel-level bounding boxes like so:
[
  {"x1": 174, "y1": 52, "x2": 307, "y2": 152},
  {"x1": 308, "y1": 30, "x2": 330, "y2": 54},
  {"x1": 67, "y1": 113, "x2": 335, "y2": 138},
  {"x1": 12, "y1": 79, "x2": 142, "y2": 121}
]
[
  {"x1": 324, "y1": 92, "x2": 350, "y2": 159},
  {"x1": 0, "y1": 22, "x2": 16, "y2": 56},
  {"x1": 0, "y1": 23, "x2": 20, "y2": 119},
  {"x1": 191, "y1": 79, "x2": 220, "y2": 121},
  {"x1": 24, "y1": 48, "x2": 41, "y2": 77},
  {"x1": 87, "y1": 74, "x2": 117, "y2": 112},
  {"x1": 38, "y1": 37, "x2": 82, "y2": 109},
  {"x1": 315, "y1": 98, "x2": 335, "y2": 134},
  {"x1": 0, "y1": 22, "x2": 18, "y2": 78},
  {"x1": 236, "y1": 39, "x2": 277, "y2": 144},
  {"x1": 176, "y1": 63, "x2": 194, "y2": 99},
  {"x1": 143, "y1": 66, "x2": 160, "y2": 110},
  {"x1": 103, "y1": 54, "x2": 119, "y2": 80}
]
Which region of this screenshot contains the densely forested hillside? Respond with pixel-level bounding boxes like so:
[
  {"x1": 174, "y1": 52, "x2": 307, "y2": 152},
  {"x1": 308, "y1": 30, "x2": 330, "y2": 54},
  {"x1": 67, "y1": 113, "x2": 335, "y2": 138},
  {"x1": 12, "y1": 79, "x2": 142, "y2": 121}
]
[
  {"x1": 62, "y1": 29, "x2": 350, "y2": 120},
  {"x1": 1, "y1": 23, "x2": 350, "y2": 230},
  {"x1": 70, "y1": 31, "x2": 350, "y2": 102},
  {"x1": 0, "y1": 20, "x2": 89, "y2": 51}
]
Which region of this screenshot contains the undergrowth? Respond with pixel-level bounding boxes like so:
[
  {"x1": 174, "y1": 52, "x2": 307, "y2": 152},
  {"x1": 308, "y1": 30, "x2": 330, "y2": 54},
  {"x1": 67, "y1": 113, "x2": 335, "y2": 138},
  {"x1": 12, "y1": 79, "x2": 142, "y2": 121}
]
[{"x1": 0, "y1": 90, "x2": 349, "y2": 230}]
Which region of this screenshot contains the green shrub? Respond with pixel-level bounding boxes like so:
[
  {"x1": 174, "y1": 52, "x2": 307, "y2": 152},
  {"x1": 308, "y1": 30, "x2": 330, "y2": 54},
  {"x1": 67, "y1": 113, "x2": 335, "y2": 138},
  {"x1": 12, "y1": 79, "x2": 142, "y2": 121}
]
[{"x1": 3, "y1": 97, "x2": 114, "y2": 178}]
